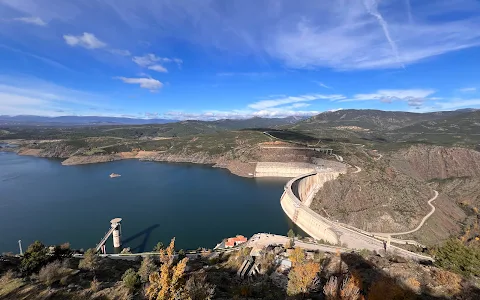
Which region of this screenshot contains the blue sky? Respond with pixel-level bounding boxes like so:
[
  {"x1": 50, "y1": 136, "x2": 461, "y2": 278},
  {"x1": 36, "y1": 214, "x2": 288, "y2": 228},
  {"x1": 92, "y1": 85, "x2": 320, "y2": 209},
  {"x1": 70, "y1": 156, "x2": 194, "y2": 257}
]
[{"x1": 1, "y1": 0, "x2": 480, "y2": 120}]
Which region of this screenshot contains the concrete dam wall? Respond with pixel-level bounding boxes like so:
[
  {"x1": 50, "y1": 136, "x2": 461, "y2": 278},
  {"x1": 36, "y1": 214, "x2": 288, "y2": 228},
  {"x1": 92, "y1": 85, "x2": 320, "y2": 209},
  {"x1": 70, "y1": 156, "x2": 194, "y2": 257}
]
[
  {"x1": 280, "y1": 170, "x2": 344, "y2": 244},
  {"x1": 254, "y1": 162, "x2": 316, "y2": 178}
]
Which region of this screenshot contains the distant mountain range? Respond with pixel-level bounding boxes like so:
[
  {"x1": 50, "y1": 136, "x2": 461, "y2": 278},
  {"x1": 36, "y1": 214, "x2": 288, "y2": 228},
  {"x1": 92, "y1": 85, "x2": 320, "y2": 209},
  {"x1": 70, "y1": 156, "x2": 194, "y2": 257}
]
[
  {"x1": 0, "y1": 115, "x2": 308, "y2": 128},
  {"x1": 0, "y1": 115, "x2": 177, "y2": 126}
]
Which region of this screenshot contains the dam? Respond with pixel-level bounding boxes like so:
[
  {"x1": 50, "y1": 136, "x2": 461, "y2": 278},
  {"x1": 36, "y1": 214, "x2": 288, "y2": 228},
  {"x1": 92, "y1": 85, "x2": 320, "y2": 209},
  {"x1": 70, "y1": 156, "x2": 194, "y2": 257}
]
[{"x1": 279, "y1": 163, "x2": 433, "y2": 261}]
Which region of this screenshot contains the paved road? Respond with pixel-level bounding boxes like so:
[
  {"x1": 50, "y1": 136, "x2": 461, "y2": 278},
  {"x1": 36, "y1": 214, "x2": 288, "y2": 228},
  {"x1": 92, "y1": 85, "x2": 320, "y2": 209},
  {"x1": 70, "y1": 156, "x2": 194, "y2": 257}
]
[
  {"x1": 246, "y1": 233, "x2": 351, "y2": 254},
  {"x1": 283, "y1": 173, "x2": 433, "y2": 261}
]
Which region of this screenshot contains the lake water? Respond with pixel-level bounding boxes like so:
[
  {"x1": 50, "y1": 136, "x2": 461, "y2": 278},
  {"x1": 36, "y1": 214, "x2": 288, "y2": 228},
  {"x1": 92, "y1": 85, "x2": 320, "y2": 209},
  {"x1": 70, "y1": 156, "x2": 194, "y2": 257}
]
[{"x1": 0, "y1": 152, "x2": 295, "y2": 253}]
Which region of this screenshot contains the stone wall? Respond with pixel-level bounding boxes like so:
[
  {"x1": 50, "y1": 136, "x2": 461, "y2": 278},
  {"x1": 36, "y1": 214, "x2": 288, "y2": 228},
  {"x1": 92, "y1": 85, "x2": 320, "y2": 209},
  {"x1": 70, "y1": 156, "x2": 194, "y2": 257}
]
[
  {"x1": 280, "y1": 170, "x2": 344, "y2": 244},
  {"x1": 254, "y1": 162, "x2": 316, "y2": 178}
]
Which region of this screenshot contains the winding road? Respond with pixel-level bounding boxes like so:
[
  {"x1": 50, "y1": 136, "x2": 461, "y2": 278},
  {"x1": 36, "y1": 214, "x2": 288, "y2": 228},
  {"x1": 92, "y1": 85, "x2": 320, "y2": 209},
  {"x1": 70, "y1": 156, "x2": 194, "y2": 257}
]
[{"x1": 372, "y1": 190, "x2": 439, "y2": 237}]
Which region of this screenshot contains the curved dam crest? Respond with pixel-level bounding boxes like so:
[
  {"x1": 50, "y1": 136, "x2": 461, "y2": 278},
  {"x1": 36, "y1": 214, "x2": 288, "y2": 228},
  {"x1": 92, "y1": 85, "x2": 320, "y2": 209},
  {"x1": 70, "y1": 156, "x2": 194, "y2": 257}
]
[{"x1": 279, "y1": 162, "x2": 433, "y2": 261}]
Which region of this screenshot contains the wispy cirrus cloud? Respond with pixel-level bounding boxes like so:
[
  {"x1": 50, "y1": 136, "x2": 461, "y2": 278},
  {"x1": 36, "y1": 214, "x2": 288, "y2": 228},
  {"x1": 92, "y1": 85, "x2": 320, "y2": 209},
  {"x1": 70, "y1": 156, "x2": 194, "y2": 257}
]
[
  {"x1": 132, "y1": 54, "x2": 183, "y2": 73},
  {"x1": 3, "y1": 1, "x2": 480, "y2": 71},
  {"x1": 459, "y1": 87, "x2": 477, "y2": 92},
  {"x1": 115, "y1": 77, "x2": 163, "y2": 91},
  {"x1": 0, "y1": 75, "x2": 114, "y2": 116},
  {"x1": 63, "y1": 32, "x2": 106, "y2": 49},
  {"x1": 12, "y1": 16, "x2": 46, "y2": 26},
  {"x1": 340, "y1": 89, "x2": 436, "y2": 103},
  {"x1": 314, "y1": 81, "x2": 332, "y2": 89},
  {"x1": 249, "y1": 94, "x2": 345, "y2": 110}
]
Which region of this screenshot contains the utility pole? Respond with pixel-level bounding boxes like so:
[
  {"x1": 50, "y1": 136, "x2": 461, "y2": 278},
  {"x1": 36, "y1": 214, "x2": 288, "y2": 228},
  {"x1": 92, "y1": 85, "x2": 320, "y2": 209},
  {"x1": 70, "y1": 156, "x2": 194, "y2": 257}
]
[{"x1": 18, "y1": 240, "x2": 23, "y2": 255}]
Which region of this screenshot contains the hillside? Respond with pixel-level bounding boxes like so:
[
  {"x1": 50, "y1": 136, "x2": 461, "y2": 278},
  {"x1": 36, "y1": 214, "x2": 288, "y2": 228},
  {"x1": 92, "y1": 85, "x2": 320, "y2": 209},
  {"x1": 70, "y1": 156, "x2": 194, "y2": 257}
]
[
  {"x1": 291, "y1": 109, "x2": 463, "y2": 132},
  {"x1": 310, "y1": 144, "x2": 480, "y2": 245}
]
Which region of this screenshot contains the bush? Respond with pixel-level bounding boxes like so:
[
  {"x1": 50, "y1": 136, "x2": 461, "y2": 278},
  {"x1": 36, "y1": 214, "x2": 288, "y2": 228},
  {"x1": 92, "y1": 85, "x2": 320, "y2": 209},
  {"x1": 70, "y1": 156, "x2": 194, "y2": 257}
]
[
  {"x1": 38, "y1": 261, "x2": 71, "y2": 287},
  {"x1": 138, "y1": 256, "x2": 156, "y2": 283},
  {"x1": 434, "y1": 239, "x2": 480, "y2": 277},
  {"x1": 432, "y1": 269, "x2": 461, "y2": 295},
  {"x1": 287, "y1": 229, "x2": 295, "y2": 238},
  {"x1": 153, "y1": 242, "x2": 164, "y2": 252},
  {"x1": 79, "y1": 249, "x2": 100, "y2": 272},
  {"x1": 20, "y1": 241, "x2": 49, "y2": 275},
  {"x1": 122, "y1": 268, "x2": 141, "y2": 293},
  {"x1": 90, "y1": 277, "x2": 100, "y2": 292},
  {"x1": 185, "y1": 271, "x2": 215, "y2": 300},
  {"x1": 178, "y1": 249, "x2": 186, "y2": 260}
]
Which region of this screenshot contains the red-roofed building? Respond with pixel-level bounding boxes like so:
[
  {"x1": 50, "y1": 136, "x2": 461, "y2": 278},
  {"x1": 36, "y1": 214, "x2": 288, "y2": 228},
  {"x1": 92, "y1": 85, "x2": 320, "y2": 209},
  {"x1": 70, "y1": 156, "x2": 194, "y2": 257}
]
[{"x1": 225, "y1": 235, "x2": 248, "y2": 248}]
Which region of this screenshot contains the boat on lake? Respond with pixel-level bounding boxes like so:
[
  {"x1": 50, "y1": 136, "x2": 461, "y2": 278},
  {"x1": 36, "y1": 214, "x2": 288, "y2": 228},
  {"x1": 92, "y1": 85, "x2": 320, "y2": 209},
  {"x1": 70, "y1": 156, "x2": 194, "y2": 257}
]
[{"x1": 109, "y1": 173, "x2": 121, "y2": 178}]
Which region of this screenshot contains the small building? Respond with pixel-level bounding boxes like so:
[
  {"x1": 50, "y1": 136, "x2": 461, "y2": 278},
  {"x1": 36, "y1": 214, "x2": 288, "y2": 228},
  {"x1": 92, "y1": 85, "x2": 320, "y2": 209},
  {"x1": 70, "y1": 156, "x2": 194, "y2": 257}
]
[{"x1": 225, "y1": 235, "x2": 248, "y2": 248}]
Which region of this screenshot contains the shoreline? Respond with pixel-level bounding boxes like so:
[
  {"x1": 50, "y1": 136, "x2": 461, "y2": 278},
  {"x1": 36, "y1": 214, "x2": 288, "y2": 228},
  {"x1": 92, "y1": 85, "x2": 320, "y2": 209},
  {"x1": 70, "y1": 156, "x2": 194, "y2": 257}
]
[{"x1": 2, "y1": 147, "x2": 257, "y2": 178}]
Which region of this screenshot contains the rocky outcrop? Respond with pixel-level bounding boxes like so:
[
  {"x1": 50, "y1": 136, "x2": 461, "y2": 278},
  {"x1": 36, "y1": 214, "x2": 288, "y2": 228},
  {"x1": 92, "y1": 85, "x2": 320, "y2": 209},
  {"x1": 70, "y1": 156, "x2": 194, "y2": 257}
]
[{"x1": 392, "y1": 145, "x2": 480, "y2": 180}]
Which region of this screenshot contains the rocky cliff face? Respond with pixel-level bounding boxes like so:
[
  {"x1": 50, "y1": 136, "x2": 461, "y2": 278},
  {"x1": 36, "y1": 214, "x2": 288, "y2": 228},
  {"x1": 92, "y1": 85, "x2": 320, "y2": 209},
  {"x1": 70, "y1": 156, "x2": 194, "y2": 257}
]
[
  {"x1": 311, "y1": 161, "x2": 433, "y2": 233},
  {"x1": 310, "y1": 145, "x2": 478, "y2": 245},
  {"x1": 392, "y1": 145, "x2": 480, "y2": 180}
]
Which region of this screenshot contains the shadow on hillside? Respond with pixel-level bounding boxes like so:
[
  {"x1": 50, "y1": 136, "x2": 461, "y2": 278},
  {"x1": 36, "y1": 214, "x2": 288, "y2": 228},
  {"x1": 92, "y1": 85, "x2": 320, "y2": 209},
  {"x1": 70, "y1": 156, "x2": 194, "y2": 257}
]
[
  {"x1": 325, "y1": 252, "x2": 480, "y2": 300},
  {"x1": 122, "y1": 224, "x2": 159, "y2": 253}
]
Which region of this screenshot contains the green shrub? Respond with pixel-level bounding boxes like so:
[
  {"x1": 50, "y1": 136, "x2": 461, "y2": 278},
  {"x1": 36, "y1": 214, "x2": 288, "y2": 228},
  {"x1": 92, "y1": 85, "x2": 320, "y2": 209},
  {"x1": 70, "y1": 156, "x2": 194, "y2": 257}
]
[
  {"x1": 138, "y1": 256, "x2": 156, "y2": 283},
  {"x1": 434, "y1": 239, "x2": 480, "y2": 277},
  {"x1": 122, "y1": 268, "x2": 141, "y2": 293},
  {"x1": 79, "y1": 249, "x2": 100, "y2": 272},
  {"x1": 20, "y1": 241, "x2": 49, "y2": 275},
  {"x1": 178, "y1": 249, "x2": 186, "y2": 260}
]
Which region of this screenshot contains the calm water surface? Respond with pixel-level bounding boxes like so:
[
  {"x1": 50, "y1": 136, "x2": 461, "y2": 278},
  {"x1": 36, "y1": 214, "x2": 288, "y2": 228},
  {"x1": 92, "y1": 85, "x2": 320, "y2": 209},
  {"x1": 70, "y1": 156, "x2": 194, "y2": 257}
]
[{"x1": 0, "y1": 152, "x2": 295, "y2": 253}]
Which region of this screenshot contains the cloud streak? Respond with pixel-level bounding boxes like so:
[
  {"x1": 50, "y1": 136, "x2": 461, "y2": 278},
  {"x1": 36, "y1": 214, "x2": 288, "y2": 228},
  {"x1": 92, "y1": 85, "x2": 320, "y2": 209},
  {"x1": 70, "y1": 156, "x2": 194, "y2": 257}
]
[
  {"x1": 12, "y1": 16, "x2": 46, "y2": 26},
  {"x1": 63, "y1": 32, "x2": 106, "y2": 49},
  {"x1": 249, "y1": 94, "x2": 345, "y2": 110},
  {"x1": 115, "y1": 77, "x2": 163, "y2": 91},
  {"x1": 363, "y1": 0, "x2": 403, "y2": 68}
]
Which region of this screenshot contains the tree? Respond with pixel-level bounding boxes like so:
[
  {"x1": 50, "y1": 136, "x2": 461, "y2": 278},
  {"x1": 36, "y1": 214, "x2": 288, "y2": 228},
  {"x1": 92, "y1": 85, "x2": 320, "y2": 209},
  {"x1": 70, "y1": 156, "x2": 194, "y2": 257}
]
[
  {"x1": 434, "y1": 238, "x2": 480, "y2": 277},
  {"x1": 287, "y1": 261, "x2": 320, "y2": 297},
  {"x1": 286, "y1": 238, "x2": 295, "y2": 249},
  {"x1": 146, "y1": 237, "x2": 189, "y2": 300},
  {"x1": 178, "y1": 249, "x2": 186, "y2": 260},
  {"x1": 20, "y1": 241, "x2": 49, "y2": 274},
  {"x1": 289, "y1": 247, "x2": 306, "y2": 266},
  {"x1": 139, "y1": 256, "x2": 157, "y2": 283},
  {"x1": 79, "y1": 248, "x2": 100, "y2": 272},
  {"x1": 185, "y1": 270, "x2": 216, "y2": 300},
  {"x1": 287, "y1": 229, "x2": 295, "y2": 238},
  {"x1": 153, "y1": 242, "x2": 164, "y2": 252},
  {"x1": 122, "y1": 268, "x2": 141, "y2": 293}
]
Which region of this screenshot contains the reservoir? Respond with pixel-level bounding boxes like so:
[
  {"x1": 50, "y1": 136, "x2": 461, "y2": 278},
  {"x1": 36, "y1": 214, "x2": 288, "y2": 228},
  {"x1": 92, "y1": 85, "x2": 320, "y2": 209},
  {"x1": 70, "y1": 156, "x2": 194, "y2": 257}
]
[{"x1": 0, "y1": 152, "x2": 294, "y2": 253}]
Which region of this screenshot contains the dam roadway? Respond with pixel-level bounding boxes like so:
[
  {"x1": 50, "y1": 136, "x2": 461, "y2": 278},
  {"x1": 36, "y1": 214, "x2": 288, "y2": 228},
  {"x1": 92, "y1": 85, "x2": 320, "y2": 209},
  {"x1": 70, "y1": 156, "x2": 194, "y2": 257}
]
[{"x1": 280, "y1": 170, "x2": 433, "y2": 261}]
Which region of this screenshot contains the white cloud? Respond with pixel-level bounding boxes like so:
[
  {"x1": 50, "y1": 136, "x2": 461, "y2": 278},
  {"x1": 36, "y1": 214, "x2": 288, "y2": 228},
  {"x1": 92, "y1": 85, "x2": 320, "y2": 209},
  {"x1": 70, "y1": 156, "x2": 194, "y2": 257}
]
[
  {"x1": 148, "y1": 65, "x2": 168, "y2": 73},
  {"x1": 435, "y1": 99, "x2": 480, "y2": 110},
  {"x1": 316, "y1": 82, "x2": 332, "y2": 89},
  {"x1": 341, "y1": 89, "x2": 436, "y2": 102},
  {"x1": 249, "y1": 94, "x2": 345, "y2": 110},
  {"x1": 133, "y1": 54, "x2": 181, "y2": 71},
  {"x1": 459, "y1": 87, "x2": 477, "y2": 92},
  {"x1": 133, "y1": 54, "x2": 159, "y2": 67},
  {"x1": 63, "y1": 32, "x2": 107, "y2": 49},
  {"x1": 0, "y1": 76, "x2": 113, "y2": 116},
  {"x1": 162, "y1": 108, "x2": 319, "y2": 121},
  {"x1": 12, "y1": 16, "x2": 46, "y2": 26},
  {"x1": 266, "y1": 1, "x2": 480, "y2": 70},
  {"x1": 116, "y1": 77, "x2": 163, "y2": 91},
  {"x1": 3, "y1": 1, "x2": 479, "y2": 70}
]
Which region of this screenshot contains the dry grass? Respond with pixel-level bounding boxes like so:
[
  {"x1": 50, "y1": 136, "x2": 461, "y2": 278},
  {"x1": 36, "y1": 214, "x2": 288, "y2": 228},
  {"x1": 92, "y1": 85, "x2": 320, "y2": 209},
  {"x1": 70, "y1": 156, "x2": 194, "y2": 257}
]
[
  {"x1": 432, "y1": 269, "x2": 462, "y2": 295},
  {"x1": 0, "y1": 271, "x2": 25, "y2": 298}
]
